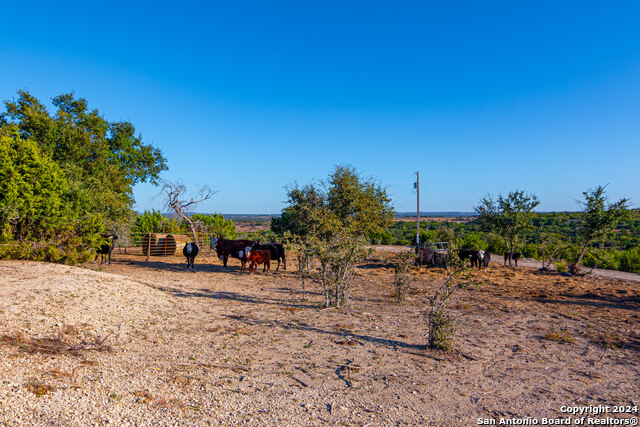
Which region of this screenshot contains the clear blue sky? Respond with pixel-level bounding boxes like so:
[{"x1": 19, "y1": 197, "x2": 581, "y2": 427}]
[{"x1": 2, "y1": 1, "x2": 638, "y2": 214}]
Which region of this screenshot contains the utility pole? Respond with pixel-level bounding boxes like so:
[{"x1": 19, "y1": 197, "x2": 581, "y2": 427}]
[{"x1": 415, "y1": 171, "x2": 420, "y2": 245}]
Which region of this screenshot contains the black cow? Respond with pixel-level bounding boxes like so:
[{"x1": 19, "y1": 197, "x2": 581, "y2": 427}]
[
  {"x1": 476, "y1": 250, "x2": 490, "y2": 271},
  {"x1": 94, "y1": 233, "x2": 117, "y2": 265},
  {"x1": 183, "y1": 242, "x2": 199, "y2": 268},
  {"x1": 504, "y1": 251, "x2": 522, "y2": 267},
  {"x1": 458, "y1": 249, "x2": 479, "y2": 268},
  {"x1": 210, "y1": 238, "x2": 257, "y2": 270},
  {"x1": 434, "y1": 251, "x2": 449, "y2": 268},
  {"x1": 415, "y1": 246, "x2": 435, "y2": 267},
  {"x1": 252, "y1": 243, "x2": 286, "y2": 271}
]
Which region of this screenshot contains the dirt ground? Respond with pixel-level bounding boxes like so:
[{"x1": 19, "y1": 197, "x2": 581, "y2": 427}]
[{"x1": 0, "y1": 250, "x2": 638, "y2": 426}]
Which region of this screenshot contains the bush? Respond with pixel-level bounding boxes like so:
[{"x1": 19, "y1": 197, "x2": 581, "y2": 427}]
[
  {"x1": 521, "y1": 243, "x2": 539, "y2": 259},
  {"x1": 0, "y1": 239, "x2": 93, "y2": 264},
  {"x1": 486, "y1": 236, "x2": 507, "y2": 255},
  {"x1": 619, "y1": 249, "x2": 640, "y2": 274},
  {"x1": 459, "y1": 232, "x2": 486, "y2": 250},
  {"x1": 428, "y1": 310, "x2": 454, "y2": 351},
  {"x1": 582, "y1": 249, "x2": 620, "y2": 270},
  {"x1": 393, "y1": 251, "x2": 415, "y2": 302},
  {"x1": 554, "y1": 261, "x2": 567, "y2": 273}
]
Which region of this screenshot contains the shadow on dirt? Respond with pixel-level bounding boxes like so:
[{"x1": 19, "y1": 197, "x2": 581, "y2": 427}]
[
  {"x1": 534, "y1": 293, "x2": 640, "y2": 312},
  {"x1": 221, "y1": 315, "x2": 428, "y2": 352}
]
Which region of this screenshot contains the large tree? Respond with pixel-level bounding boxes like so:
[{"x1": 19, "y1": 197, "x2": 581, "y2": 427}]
[
  {"x1": 475, "y1": 190, "x2": 540, "y2": 264},
  {"x1": 0, "y1": 91, "x2": 167, "y2": 261},
  {"x1": 2, "y1": 90, "x2": 167, "y2": 225}
]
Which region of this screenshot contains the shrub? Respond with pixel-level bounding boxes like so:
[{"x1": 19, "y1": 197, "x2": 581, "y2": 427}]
[
  {"x1": 487, "y1": 236, "x2": 507, "y2": 255},
  {"x1": 619, "y1": 249, "x2": 640, "y2": 274},
  {"x1": 459, "y1": 232, "x2": 486, "y2": 250},
  {"x1": 427, "y1": 254, "x2": 481, "y2": 351},
  {"x1": 582, "y1": 249, "x2": 620, "y2": 270},
  {"x1": 554, "y1": 261, "x2": 567, "y2": 273},
  {"x1": 521, "y1": 243, "x2": 539, "y2": 259},
  {"x1": 393, "y1": 251, "x2": 415, "y2": 302}
]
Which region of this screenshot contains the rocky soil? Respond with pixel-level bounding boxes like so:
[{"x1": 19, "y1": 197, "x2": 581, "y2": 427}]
[{"x1": 0, "y1": 251, "x2": 638, "y2": 426}]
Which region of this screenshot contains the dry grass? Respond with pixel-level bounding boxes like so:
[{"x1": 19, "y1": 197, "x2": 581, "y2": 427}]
[{"x1": 0, "y1": 332, "x2": 111, "y2": 356}]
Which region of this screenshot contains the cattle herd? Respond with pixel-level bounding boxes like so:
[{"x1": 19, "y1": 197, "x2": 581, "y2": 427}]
[
  {"x1": 414, "y1": 246, "x2": 522, "y2": 272},
  {"x1": 96, "y1": 235, "x2": 521, "y2": 274}
]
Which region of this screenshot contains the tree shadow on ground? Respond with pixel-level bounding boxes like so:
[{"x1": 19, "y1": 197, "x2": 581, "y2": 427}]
[
  {"x1": 222, "y1": 314, "x2": 427, "y2": 352},
  {"x1": 534, "y1": 293, "x2": 640, "y2": 312}
]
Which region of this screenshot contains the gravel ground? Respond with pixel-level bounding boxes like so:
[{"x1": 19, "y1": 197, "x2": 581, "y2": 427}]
[{"x1": 0, "y1": 255, "x2": 638, "y2": 426}]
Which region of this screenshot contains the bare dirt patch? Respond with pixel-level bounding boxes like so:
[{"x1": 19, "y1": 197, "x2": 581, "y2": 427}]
[{"x1": 0, "y1": 254, "x2": 638, "y2": 426}]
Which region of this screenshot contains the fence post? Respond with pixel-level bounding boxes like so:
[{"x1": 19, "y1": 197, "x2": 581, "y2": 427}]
[{"x1": 146, "y1": 233, "x2": 151, "y2": 261}]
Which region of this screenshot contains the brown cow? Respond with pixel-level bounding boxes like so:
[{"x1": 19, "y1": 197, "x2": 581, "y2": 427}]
[{"x1": 246, "y1": 249, "x2": 271, "y2": 275}]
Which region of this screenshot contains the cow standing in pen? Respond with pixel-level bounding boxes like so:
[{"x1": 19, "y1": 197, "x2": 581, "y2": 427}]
[
  {"x1": 210, "y1": 237, "x2": 257, "y2": 270},
  {"x1": 244, "y1": 247, "x2": 271, "y2": 275},
  {"x1": 94, "y1": 233, "x2": 117, "y2": 265},
  {"x1": 476, "y1": 250, "x2": 490, "y2": 271},
  {"x1": 251, "y1": 243, "x2": 286, "y2": 271},
  {"x1": 458, "y1": 249, "x2": 479, "y2": 268},
  {"x1": 183, "y1": 242, "x2": 199, "y2": 268},
  {"x1": 415, "y1": 246, "x2": 435, "y2": 267}
]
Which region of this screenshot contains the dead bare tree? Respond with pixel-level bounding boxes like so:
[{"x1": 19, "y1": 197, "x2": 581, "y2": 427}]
[{"x1": 159, "y1": 180, "x2": 215, "y2": 241}]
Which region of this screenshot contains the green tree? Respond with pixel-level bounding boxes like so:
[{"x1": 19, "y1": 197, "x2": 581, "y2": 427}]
[
  {"x1": 0, "y1": 127, "x2": 101, "y2": 261},
  {"x1": 2, "y1": 91, "x2": 167, "y2": 226},
  {"x1": 571, "y1": 186, "x2": 631, "y2": 273},
  {"x1": 0, "y1": 128, "x2": 68, "y2": 241},
  {"x1": 475, "y1": 190, "x2": 540, "y2": 265},
  {"x1": 280, "y1": 165, "x2": 394, "y2": 307},
  {"x1": 325, "y1": 165, "x2": 394, "y2": 237},
  {"x1": 190, "y1": 213, "x2": 237, "y2": 239}
]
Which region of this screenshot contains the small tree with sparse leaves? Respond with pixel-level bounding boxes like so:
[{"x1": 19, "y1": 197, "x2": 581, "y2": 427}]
[
  {"x1": 570, "y1": 186, "x2": 630, "y2": 274},
  {"x1": 393, "y1": 251, "x2": 415, "y2": 302},
  {"x1": 475, "y1": 190, "x2": 539, "y2": 265},
  {"x1": 427, "y1": 251, "x2": 481, "y2": 351}
]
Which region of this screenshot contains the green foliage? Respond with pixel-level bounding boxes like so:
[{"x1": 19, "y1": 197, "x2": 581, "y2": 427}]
[
  {"x1": 486, "y1": 236, "x2": 507, "y2": 255},
  {"x1": 0, "y1": 90, "x2": 167, "y2": 263},
  {"x1": 475, "y1": 190, "x2": 540, "y2": 255},
  {"x1": 582, "y1": 249, "x2": 620, "y2": 271},
  {"x1": 131, "y1": 210, "x2": 177, "y2": 234},
  {"x1": 419, "y1": 229, "x2": 437, "y2": 245},
  {"x1": 572, "y1": 186, "x2": 631, "y2": 269},
  {"x1": 0, "y1": 129, "x2": 68, "y2": 241},
  {"x1": 276, "y1": 165, "x2": 394, "y2": 240},
  {"x1": 326, "y1": 165, "x2": 394, "y2": 236},
  {"x1": 521, "y1": 243, "x2": 539, "y2": 259},
  {"x1": 279, "y1": 165, "x2": 393, "y2": 307},
  {"x1": 618, "y1": 249, "x2": 640, "y2": 274},
  {"x1": 0, "y1": 128, "x2": 102, "y2": 261},
  {"x1": 190, "y1": 213, "x2": 237, "y2": 239},
  {"x1": 459, "y1": 232, "x2": 486, "y2": 250}
]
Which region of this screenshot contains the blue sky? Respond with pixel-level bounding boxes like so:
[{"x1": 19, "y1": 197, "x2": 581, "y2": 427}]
[{"x1": 1, "y1": 1, "x2": 639, "y2": 214}]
